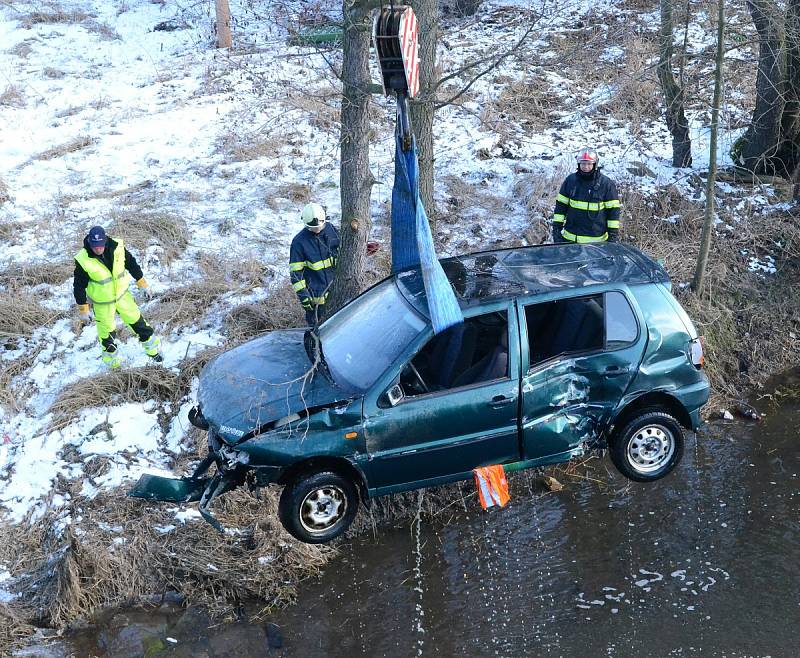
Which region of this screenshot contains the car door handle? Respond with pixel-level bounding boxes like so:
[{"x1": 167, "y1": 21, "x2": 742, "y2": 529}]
[
  {"x1": 488, "y1": 395, "x2": 515, "y2": 408},
  {"x1": 603, "y1": 365, "x2": 629, "y2": 377}
]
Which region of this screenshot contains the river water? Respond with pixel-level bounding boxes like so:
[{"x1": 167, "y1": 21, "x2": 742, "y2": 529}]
[{"x1": 42, "y1": 384, "x2": 800, "y2": 657}]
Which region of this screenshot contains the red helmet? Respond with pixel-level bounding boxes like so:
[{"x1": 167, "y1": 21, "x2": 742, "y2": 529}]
[{"x1": 576, "y1": 147, "x2": 599, "y2": 166}]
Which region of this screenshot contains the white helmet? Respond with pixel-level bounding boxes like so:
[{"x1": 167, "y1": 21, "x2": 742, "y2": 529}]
[{"x1": 301, "y1": 202, "x2": 326, "y2": 227}]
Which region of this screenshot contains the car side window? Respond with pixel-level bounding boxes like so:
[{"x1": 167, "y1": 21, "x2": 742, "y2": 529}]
[
  {"x1": 605, "y1": 291, "x2": 638, "y2": 348},
  {"x1": 525, "y1": 294, "x2": 604, "y2": 367},
  {"x1": 399, "y1": 311, "x2": 509, "y2": 397}
]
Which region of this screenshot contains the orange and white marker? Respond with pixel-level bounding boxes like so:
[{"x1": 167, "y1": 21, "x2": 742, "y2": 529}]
[{"x1": 473, "y1": 465, "x2": 510, "y2": 510}]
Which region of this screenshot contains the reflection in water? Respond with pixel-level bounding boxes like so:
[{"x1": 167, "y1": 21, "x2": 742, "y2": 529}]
[
  {"x1": 263, "y1": 396, "x2": 799, "y2": 658},
  {"x1": 65, "y1": 394, "x2": 800, "y2": 657}
]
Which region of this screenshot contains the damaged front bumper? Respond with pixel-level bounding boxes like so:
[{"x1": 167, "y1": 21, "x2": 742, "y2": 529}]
[{"x1": 128, "y1": 428, "x2": 284, "y2": 532}]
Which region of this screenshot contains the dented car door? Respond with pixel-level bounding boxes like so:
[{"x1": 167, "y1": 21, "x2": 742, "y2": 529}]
[{"x1": 518, "y1": 289, "x2": 646, "y2": 460}]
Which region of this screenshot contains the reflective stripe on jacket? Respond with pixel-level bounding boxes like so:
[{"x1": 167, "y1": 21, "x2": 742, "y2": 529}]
[
  {"x1": 288, "y1": 223, "x2": 340, "y2": 307},
  {"x1": 553, "y1": 170, "x2": 621, "y2": 242},
  {"x1": 74, "y1": 238, "x2": 130, "y2": 305}
]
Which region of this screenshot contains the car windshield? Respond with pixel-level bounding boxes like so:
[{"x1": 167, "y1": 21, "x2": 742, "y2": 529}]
[{"x1": 319, "y1": 279, "x2": 427, "y2": 391}]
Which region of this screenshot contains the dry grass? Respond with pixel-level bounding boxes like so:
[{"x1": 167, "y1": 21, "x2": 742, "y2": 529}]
[
  {"x1": 0, "y1": 260, "x2": 73, "y2": 288},
  {"x1": 0, "y1": 488, "x2": 334, "y2": 632},
  {"x1": 34, "y1": 136, "x2": 95, "y2": 161},
  {"x1": 485, "y1": 76, "x2": 555, "y2": 132},
  {"x1": 0, "y1": 219, "x2": 26, "y2": 245},
  {"x1": 435, "y1": 177, "x2": 514, "y2": 253},
  {"x1": 48, "y1": 367, "x2": 180, "y2": 430},
  {"x1": 20, "y1": 9, "x2": 90, "y2": 28},
  {"x1": 0, "y1": 602, "x2": 33, "y2": 655},
  {"x1": 84, "y1": 19, "x2": 120, "y2": 40},
  {"x1": 53, "y1": 104, "x2": 84, "y2": 119},
  {"x1": 42, "y1": 66, "x2": 64, "y2": 79},
  {"x1": 0, "y1": 178, "x2": 9, "y2": 207},
  {"x1": 514, "y1": 164, "x2": 573, "y2": 242},
  {"x1": 0, "y1": 350, "x2": 40, "y2": 414},
  {"x1": 174, "y1": 346, "x2": 226, "y2": 398},
  {"x1": 215, "y1": 129, "x2": 287, "y2": 164},
  {"x1": 272, "y1": 181, "x2": 312, "y2": 204},
  {"x1": 596, "y1": 38, "x2": 661, "y2": 127},
  {"x1": 223, "y1": 284, "x2": 305, "y2": 341},
  {"x1": 621, "y1": 184, "x2": 800, "y2": 409},
  {"x1": 284, "y1": 89, "x2": 339, "y2": 133},
  {"x1": 107, "y1": 209, "x2": 189, "y2": 263},
  {"x1": 0, "y1": 291, "x2": 64, "y2": 339},
  {"x1": 147, "y1": 256, "x2": 268, "y2": 331},
  {"x1": 90, "y1": 180, "x2": 154, "y2": 201},
  {"x1": 7, "y1": 40, "x2": 35, "y2": 59},
  {"x1": 0, "y1": 84, "x2": 25, "y2": 108},
  {"x1": 147, "y1": 279, "x2": 232, "y2": 331}
]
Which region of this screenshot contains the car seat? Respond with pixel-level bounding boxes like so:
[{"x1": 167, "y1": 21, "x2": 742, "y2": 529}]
[
  {"x1": 429, "y1": 322, "x2": 477, "y2": 389},
  {"x1": 452, "y1": 329, "x2": 508, "y2": 387}
]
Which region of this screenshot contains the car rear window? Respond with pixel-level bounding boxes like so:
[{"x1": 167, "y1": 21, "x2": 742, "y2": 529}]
[{"x1": 605, "y1": 291, "x2": 638, "y2": 348}]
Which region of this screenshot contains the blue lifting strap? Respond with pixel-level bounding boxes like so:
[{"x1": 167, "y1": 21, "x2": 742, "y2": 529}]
[{"x1": 391, "y1": 128, "x2": 463, "y2": 333}]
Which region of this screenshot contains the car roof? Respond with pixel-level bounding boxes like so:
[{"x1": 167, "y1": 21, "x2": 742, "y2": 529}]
[{"x1": 396, "y1": 243, "x2": 670, "y2": 313}]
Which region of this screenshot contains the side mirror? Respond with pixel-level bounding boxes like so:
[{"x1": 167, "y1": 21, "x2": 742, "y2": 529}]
[{"x1": 385, "y1": 383, "x2": 405, "y2": 407}]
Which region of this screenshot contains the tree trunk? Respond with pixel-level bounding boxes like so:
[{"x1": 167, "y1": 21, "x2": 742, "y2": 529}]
[
  {"x1": 215, "y1": 0, "x2": 232, "y2": 49},
  {"x1": 693, "y1": 0, "x2": 725, "y2": 295},
  {"x1": 780, "y1": 0, "x2": 800, "y2": 172},
  {"x1": 409, "y1": 0, "x2": 438, "y2": 217},
  {"x1": 658, "y1": 0, "x2": 692, "y2": 167},
  {"x1": 741, "y1": 0, "x2": 786, "y2": 174},
  {"x1": 326, "y1": 2, "x2": 375, "y2": 316}
]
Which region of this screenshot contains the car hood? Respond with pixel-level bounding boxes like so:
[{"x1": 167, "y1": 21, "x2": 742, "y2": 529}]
[{"x1": 197, "y1": 329, "x2": 359, "y2": 442}]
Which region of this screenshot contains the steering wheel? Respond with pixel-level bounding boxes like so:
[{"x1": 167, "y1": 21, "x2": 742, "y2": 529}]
[{"x1": 406, "y1": 361, "x2": 429, "y2": 394}]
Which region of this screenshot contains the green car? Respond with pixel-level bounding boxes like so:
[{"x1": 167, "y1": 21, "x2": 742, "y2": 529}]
[{"x1": 131, "y1": 243, "x2": 709, "y2": 543}]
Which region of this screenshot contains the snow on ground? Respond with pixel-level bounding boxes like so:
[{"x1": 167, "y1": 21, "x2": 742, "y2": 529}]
[{"x1": 0, "y1": 0, "x2": 777, "y2": 527}]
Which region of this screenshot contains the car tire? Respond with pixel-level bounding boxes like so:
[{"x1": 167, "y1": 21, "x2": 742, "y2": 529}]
[
  {"x1": 278, "y1": 471, "x2": 359, "y2": 544},
  {"x1": 610, "y1": 410, "x2": 684, "y2": 483}
]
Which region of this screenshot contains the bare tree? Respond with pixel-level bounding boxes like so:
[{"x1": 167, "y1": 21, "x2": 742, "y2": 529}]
[
  {"x1": 409, "y1": 0, "x2": 438, "y2": 214},
  {"x1": 738, "y1": 0, "x2": 800, "y2": 177},
  {"x1": 215, "y1": 0, "x2": 232, "y2": 49},
  {"x1": 658, "y1": 0, "x2": 692, "y2": 167},
  {"x1": 329, "y1": 1, "x2": 538, "y2": 315},
  {"x1": 693, "y1": 0, "x2": 725, "y2": 294},
  {"x1": 326, "y1": 0, "x2": 378, "y2": 315}
]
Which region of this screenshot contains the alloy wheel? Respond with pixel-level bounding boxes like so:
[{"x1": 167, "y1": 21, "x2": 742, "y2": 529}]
[{"x1": 299, "y1": 485, "x2": 348, "y2": 534}]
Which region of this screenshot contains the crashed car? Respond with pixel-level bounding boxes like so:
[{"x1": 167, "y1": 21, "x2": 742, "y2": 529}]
[{"x1": 131, "y1": 243, "x2": 709, "y2": 543}]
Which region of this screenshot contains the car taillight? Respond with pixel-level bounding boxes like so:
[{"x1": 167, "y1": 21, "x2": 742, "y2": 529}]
[{"x1": 689, "y1": 336, "x2": 705, "y2": 368}]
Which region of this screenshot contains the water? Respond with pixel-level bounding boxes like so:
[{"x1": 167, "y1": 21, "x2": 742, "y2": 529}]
[{"x1": 58, "y1": 389, "x2": 800, "y2": 657}]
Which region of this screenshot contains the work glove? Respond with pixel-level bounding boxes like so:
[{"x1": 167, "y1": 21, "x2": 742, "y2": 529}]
[
  {"x1": 77, "y1": 304, "x2": 91, "y2": 327},
  {"x1": 136, "y1": 278, "x2": 154, "y2": 300}
]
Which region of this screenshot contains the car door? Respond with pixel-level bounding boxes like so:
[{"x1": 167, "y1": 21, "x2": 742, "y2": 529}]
[
  {"x1": 361, "y1": 307, "x2": 521, "y2": 493},
  {"x1": 519, "y1": 289, "x2": 645, "y2": 460}
]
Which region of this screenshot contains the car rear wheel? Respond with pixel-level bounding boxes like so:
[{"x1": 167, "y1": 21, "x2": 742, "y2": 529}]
[
  {"x1": 278, "y1": 471, "x2": 359, "y2": 544},
  {"x1": 610, "y1": 410, "x2": 684, "y2": 482}
]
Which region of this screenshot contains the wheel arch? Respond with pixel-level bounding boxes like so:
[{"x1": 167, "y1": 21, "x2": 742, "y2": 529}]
[
  {"x1": 277, "y1": 457, "x2": 369, "y2": 501},
  {"x1": 611, "y1": 391, "x2": 693, "y2": 433}
]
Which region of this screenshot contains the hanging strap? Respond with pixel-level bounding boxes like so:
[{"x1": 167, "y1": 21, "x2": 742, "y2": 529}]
[{"x1": 390, "y1": 127, "x2": 462, "y2": 333}]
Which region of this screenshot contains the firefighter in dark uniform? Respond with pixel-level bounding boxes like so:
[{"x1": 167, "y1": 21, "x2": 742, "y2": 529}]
[
  {"x1": 289, "y1": 203, "x2": 340, "y2": 326},
  {"x1": 552, "y1": 147, "x2": 621, "y2": 243}
]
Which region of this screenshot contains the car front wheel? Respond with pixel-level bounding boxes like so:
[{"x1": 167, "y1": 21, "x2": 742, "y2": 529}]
[
  {"x1": 278, "y1": 471, "x2": 359, "y2": 544},
  {"x1": 610, "y1": 410, "x2": 685, "y2": 482}
]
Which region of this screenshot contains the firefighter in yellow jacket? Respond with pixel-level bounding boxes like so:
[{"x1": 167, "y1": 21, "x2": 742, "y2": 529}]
[{"x1": 73, "y1": 225, "x2": 162, "y2": 368}]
